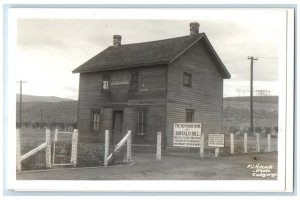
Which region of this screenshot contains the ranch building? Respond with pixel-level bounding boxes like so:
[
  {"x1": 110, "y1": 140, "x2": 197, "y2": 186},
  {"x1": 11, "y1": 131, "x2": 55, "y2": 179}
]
[{"x1": 72, "y1": 22, "x2": 230, "y2": 164}]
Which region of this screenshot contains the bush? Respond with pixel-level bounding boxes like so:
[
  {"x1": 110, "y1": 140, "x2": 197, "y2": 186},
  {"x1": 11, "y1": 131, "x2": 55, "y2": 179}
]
[{"x1": 254, "y1": 127, "x2": 262, "y2": 133}]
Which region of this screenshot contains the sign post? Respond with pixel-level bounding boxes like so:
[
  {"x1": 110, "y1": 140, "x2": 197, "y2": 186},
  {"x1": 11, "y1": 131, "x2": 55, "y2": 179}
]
[{"x1": 200, "y1": 134, "x2": 204, "y2": 158}]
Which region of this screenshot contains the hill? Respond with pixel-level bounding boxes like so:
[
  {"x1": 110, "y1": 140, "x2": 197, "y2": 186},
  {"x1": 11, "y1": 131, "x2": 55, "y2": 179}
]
[
  {"x1": 16, "y1": 101, "x2": 77, "y2": 124},
  {"x1": 16, "y1": 94, "x2": 73, "y2": 103},
  {"x1": 223, "y1": 96, "x2": 278, "y2": 129},
  {"x1": 16, "y1": 95, "x2": 278, "y2": 129}
]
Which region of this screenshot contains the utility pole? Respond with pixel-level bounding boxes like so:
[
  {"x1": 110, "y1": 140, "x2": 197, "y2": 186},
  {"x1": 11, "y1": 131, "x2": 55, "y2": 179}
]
[
  {"x1": 248, "y1": 56, "x2": 258, "y2": 135},
  {"x1": 41, "y1": 109, "x2": 43, "y2": 128},
  {"x1": 16, "y1": 80, "x2": 27, "y2": 128}
]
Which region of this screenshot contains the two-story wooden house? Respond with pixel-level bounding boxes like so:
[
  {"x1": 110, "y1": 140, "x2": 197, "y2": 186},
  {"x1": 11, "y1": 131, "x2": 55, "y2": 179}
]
[{"x1": 73, "y1": 22, "x2": 230, "y2": 163}]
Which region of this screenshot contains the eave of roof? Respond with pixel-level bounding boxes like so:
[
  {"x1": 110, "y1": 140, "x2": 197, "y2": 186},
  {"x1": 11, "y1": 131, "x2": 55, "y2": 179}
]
[
  {"x1": 76, "y1": 61, "x2": 169, "y2": 74},
  {"x1": 73, "y1": 33, "x2": 231, "y2": 79}
]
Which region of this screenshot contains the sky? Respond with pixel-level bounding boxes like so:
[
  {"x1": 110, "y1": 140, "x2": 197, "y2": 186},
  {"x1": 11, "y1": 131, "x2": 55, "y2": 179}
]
[{"x1": 13, "y1": 9, "x2": 286, "y2": 100}]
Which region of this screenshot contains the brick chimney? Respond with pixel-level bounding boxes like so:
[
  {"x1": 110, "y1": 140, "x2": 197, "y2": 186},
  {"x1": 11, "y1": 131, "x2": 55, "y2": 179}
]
[
  {"x1": 190, "y1": 22, "x2": 200, "y2": 36},
  {"x1": 113, "y1": 35, "x2": 122, "y2": 47}
]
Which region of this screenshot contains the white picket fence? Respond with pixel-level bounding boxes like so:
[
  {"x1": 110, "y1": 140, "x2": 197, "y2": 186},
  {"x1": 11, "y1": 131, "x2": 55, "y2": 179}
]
[
  {"x1": 229, "y1": 132, "x2": 273, "y2": 154},
  {"x1": 16, "y1": 128, "x2": 78, "y2": 172}
]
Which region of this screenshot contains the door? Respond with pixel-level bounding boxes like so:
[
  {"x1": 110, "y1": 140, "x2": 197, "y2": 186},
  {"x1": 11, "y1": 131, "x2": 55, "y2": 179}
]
[{"x1": 112, "y1": 111, "x2": 123, "y2": 145}]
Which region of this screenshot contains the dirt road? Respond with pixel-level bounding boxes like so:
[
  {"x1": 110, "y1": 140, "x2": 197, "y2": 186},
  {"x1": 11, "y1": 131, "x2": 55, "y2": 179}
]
[{"x1": 17, "y1": 152, "x2": 277, "y2": 180}]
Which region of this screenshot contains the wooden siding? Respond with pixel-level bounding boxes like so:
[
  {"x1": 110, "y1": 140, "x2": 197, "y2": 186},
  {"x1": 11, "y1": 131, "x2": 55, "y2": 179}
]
[
  {"x1": 166, "y1": 40, "x2": 223, "y2": 147},
  {"x1": 77, "y1": 65, "x2": 167, "y2": 144},
  {"x1": 77, "y1": 39, "x2": 225, "y2": 152}
]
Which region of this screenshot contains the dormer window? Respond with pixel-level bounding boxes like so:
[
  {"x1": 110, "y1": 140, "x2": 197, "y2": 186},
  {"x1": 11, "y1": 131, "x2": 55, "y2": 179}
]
[{"x1": 102, "y1": 73, "x2": 110, "y2": 92}]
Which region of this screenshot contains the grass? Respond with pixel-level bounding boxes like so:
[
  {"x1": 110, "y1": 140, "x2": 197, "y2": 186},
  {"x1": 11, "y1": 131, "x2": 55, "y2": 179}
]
[{"x1": 18, "y1": 128, "x2": 278, "y2": 171}]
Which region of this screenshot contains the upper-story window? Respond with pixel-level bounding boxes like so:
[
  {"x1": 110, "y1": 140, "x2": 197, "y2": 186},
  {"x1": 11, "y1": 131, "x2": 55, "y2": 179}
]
[
  {"x1": 183, "y1": 72, "x2": 192, "y2": 87},
  {"x1": 102, "y1": 73, "x2": 110, "y2": 92},
  {"x1": 130, "y1": 71, "x2": 139, "y2": 91},
  {"x1": 186, "y1": 109, "x2": 194, "y2": 122}
]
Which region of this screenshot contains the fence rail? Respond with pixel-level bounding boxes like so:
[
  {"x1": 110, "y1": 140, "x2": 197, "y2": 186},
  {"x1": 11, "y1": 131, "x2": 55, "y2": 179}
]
[
  {"x1": 16, "y1": 129, "x2": 51, "y2": 172},
  {"x1": 104, "y1": 130, "x2": 132, "y2": 166},
  {"x1": 16, "y1": 128, "x2": 78, "y2": 172}
]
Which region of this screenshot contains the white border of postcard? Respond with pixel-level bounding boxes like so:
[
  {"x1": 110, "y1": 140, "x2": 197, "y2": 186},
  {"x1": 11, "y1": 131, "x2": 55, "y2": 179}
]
[{"x1": 4, "y1": 7, "x2": 294, "y2": 192}]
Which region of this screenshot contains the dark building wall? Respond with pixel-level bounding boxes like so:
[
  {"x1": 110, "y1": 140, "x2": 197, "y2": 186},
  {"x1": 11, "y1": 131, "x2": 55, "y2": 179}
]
[
  {"x1": 77, "y1": 65, "x2": 168, "y2": 144},
  {"x1": 166, "y1": 40, "x2": 223, "y2": 147}
]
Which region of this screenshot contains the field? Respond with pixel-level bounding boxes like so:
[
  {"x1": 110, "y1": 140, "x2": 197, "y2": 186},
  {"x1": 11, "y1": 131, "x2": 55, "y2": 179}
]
[
  {"x1": 18, "y1": 128, "x2": 278, "y2": 171},
  {"x1": 223, "y1": 96, "x2": 278, "y2": 128},
  {"x1": 16, "y1": 96, "x2": 278, "y2": 129}
]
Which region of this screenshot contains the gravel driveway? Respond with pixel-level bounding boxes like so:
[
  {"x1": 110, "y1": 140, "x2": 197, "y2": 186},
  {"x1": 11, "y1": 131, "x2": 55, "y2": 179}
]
[{"x1": 16, "y1": 151, "x2": 278, "y2": 180}]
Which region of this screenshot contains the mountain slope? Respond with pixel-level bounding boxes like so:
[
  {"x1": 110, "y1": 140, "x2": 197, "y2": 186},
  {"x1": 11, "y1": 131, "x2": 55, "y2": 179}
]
[
  {"x1": 16, "y1": 95, "x2": 278, "y2": 128},
  {"x1": 16, "y1": 101, "x2": 77, "y2": 123},
  {"x1": 16, "y1": 94, "x2": 73, "y2": 103},
  {"x1": 223, "y1": 96, "x2": 278, "y2": 128}
]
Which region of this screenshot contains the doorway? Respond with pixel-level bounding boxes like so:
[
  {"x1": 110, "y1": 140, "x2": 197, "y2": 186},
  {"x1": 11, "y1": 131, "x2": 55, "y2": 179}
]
[{"x1": 112, "y1": 111, "x2": 123, "y2": 145}]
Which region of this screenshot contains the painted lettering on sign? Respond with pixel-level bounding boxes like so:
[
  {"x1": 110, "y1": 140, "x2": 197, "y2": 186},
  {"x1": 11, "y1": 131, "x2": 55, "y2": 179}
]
[
  {"x1": 208, "y1": 134, "x2": 224, "y2": 147},
  {"x1": 173, "y1": 123, "x2": 202, "y2": 147}
]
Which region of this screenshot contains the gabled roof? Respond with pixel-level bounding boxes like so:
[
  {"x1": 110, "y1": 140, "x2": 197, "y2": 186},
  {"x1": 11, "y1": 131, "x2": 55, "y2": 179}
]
[{"x1": 73, "y1": 33, "x2": 231, "y2": 79}]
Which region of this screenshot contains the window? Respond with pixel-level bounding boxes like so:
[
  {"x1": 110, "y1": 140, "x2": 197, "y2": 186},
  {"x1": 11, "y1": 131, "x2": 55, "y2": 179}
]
[
  {"x1": 137, "y1": 110, "x2": 147, "y2": 135},
  {"x1": 130, "y1": 71, "x2": 139, "y2": 91},
  {"x1": 183, "y1": 72, "x2": 192, "y2": 87},
  {"x1": 186, "y1": 109, "x2": 194, "y2": 122},
  {"x1": 91, "y1": 110, "x2": 101, "y2": 131},
  {"x1": 102, "y1": 73, "x2": 110, "y2": 92}
]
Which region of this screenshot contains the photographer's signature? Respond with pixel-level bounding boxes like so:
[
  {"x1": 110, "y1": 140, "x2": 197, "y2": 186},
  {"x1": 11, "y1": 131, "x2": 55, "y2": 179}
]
[{"x1": 247, "y1": 163, "x2": 277, "y2": 178}]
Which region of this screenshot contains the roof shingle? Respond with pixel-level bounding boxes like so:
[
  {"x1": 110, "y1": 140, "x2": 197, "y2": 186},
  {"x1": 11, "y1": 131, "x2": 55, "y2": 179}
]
[{"x1": 72, "y1": 33, "x2": 230, "y2": 79}]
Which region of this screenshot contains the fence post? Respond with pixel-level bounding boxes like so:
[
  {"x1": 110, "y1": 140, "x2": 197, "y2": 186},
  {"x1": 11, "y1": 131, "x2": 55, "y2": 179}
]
[
  {"x1": 156, "y1": 132, "x2": 162, "y2": 161},
  {"x1": 126, "y1": 130, "x2": 132, "y2": 163},
  {"x1": 52, "y1": 129, "x2": 58, "y2": 165},
  {"x1": 45, "y1": 129, "x2": 52, "y2": 168},
  {"x1": 267, "y1": 133, "x2": 271, "y2": 152},
  {"x1": 16, "y1": 129, "x2": 21, "y2": 172},
  {"x1": 71, "y1": 129, "x2": 78, "y2": 167},
  {"x1": 244, "y1": 133, "x2": 248, "y2": 153},
  {"x1": 104, "y1": 130, "x2": 109, "y2": 166},
  {"x1": 256, "y1": 132, "x2": 260, "y2": 152},
  {"x1": 200, "y1": 133, "x2": 204, "y2": 158},
  {"x1": 230, "y1": 133, "x2": 234, "y2": 154},
  {"x1": 215, "y1": 147, "x2": 219, "y2": 157}
]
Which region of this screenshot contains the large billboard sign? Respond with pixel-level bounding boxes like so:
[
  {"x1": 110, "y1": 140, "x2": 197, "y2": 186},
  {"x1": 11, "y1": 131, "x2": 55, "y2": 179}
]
[{"x1": 173, "y1": 123, "x2": 202, "y2": 147}]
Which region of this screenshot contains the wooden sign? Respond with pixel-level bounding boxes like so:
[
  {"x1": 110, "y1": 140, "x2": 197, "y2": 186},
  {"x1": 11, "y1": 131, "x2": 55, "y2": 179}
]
[
  {"x1": 173, "y1": 123, "x2": 202, "y2": 147},
  {"x1": 208, "y1": 134, "x2": 224, "y2": 147}
]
